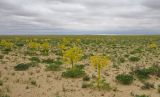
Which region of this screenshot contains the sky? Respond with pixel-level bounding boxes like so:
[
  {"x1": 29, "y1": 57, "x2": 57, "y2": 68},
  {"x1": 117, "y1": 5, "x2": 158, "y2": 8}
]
[{"x1": 0, "y1": 0, "x2": 160, "y2": 35}]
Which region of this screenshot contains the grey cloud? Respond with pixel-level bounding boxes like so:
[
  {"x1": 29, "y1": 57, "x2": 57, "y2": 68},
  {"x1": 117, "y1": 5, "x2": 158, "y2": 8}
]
[{"x1": 0, "y1": 0, "x2": 159, "y2": 34}]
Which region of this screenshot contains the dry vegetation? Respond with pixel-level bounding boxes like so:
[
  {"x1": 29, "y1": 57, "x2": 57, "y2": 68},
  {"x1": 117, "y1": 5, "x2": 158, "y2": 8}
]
[{"x1": 0, "y1": 35, "x2": 159, "y2": 97}]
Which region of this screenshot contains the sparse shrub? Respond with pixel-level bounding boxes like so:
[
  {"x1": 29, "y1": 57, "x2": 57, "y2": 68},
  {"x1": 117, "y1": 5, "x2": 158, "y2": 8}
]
[
  {"x1": 30, "y1": 80, "x2": 37, "y2": 86},
  {"x1": 42, "y1": 58, "x2": 54, "y2": 64},
  {"x1": 130, "y1": 48, "x2": 142, "y2": 54},
  {"x1": 82, "y1": 82, "x2": 92, "y2": 88},
  {"x1": 83, "y1": 75, "x2": 90, "y2": 81},
  {"x1": 148, "y1": 65, "x2": 160, "y2": 77},
  {"x1": 116, "y1": 74, "x2": 134, "y2": 85},
  {"x1": 98, "y1": 79, "x2": 112, "y2": 91},
  {"x1": 118, "y1": 57, "x2": 125, "y2": 63},
  {"x1": 135, "y1": 68, "x2": 151, "y2": 80},
  {"x1": 0, "y1": 80, "x2": 3, "y2": 86},
  {"x1": 46, "y1": 60, "x2": 63, "y2": 71},
  {"x1": 0, "y1": 55, "x2": 4, "y2": 59},
  {"x1": 29, "y1": 57, "x2": 40, "y2": 62},
  {"x1": 157, "y1": 84, "x2": 160, "y2": 93},
  {"x1": 0, "y1": 94, "x2": 11, "y2": 97},
  {"x1": 62, "y1": 66, "x2": 85, "y2": 78},
  {"x1": 129, "y1": 56, "x2": 140, "y2": 62},
  {"x1": 135, "y1": 94, "x2": 149, "y2": 97},
  {"x1": 14, "y1": 63, "x2": 30, "y2": 71},
  {"x1": 141, "y1": 82, "x2": 154, "y2": 90}
]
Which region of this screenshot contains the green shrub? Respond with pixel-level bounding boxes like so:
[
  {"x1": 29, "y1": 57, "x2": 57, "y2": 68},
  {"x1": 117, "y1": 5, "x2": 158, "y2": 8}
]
[
  {"x1": 118, "y1": 57, "x2": 125, "y2": 63},
  {"x1": 30, "y1": 80, "x2": 37, "y2": 86},
  {"x1": 42, "y1": 58, "x2": 54, "y2": 64},
  {"x1": 29, "y1": 57, "x2": 40, "y2": 62},
  {"x1": 0, "y1": 80, "x2": 3, "y2": 86},
  {"x1": 0, "y1": 55, "x2": 4, "y2": 59},
  {"x1": 62, "y1": 66, "x2": 85, "y2": 78},
  {"x1": 135, "y1": 68, "x2": 151, "y2": 80},
  {"x1": 129, "y1": 56, "x2": 140, "y2": 62},
  {"x1": 158, "y1": 85, "x2": 160, "y2": 93},
  {"x1": 75, "y1": 64, "x2": 85, "y2": 69},
  {"x1": 148, "y1": 65, "x2": 160, "y2": 77},
  {"x1": 83, "y1": 75, "x2": 90, "y2": 81},
  {"x1": 135, "y1": 94, "x2": 149, "y2": 97},
  {"x1": 82, "y1": 82, "x2": 92, "y2": 88},
  {"x1": 98, "y1": 79, "x2": 112, "y2": 91},
  {"x1": 141, "y1": 82, "x2": 154, "y2": 90},
  {"x1": 116, "y1": 74, "x2": 134, "y2": 85},
  {"x1": 14, "y1": 63, "x2": 30, "y2": 71},
  {"x1": 0, "y1": 94, "x2": 11, "y2": 97},
  {"x1": 46, "y1": 63, "x2": 61, "y2": 71}
]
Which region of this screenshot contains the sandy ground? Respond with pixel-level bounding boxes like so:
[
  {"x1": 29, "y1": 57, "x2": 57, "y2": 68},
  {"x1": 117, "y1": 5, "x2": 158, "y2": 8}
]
[{"x1": 0, "y1": 49, "x2": 159, "y2": 97}]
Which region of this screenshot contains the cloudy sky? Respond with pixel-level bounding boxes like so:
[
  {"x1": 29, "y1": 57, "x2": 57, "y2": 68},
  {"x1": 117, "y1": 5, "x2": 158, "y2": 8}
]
[{"x1": 0, "y1": 0, "x2": 160, "y2": 35}]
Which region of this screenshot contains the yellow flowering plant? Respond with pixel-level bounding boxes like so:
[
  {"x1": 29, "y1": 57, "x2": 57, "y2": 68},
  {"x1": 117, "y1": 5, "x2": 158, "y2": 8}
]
[
  {"x1": 27, "y1": 42, "x2": 40, "y2": 50},
  {"x1": 0, "y1": 40, "x2": 14, "y2": 50},
  {"x1": 63, "y1": 46, "x2": 83, "y2": 68},
  {"x1": 149, "y1": 43, "x2": 157, "y2": 49},
  {"x1": 90, "y1": 55, "x2": 110, "y2": 88},
  {"x1": 40, "y1": 42, "x2": 50, "y2": 54}
]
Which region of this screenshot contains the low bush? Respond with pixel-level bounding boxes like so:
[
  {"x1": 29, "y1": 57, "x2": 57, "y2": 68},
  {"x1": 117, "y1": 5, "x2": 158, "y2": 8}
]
[
  {"x1": 14, "y1": 63, "x2": 30, "y2": 71},
  {"x1": 135, "y1": 94, "x2": 149, "y2": 97},
  {"x1": 141, "y1": 82, "x2": 154, "y2": 90},
  {"x1": 98, "y1": 79, "x2": 112, "y2": 91},
  {"x1": 157, "y1": 85, "x2": 160, "y2": 93},
  {"x1": 83, "y1": 75, "x2": 90, "y2": 81},
  {"x1": 29, "y1": 57, "x2": 40, "y2": 62},
  {"x1": 118, "y1": 57, "x2": 125, "y2": 63},
  {"x1": 0, "y1": 94, "x2": 11, "y2": 97},
  {"x1": 30, "y1": 80, "x2": 37, "y2": 86},
  {"x1": 46, "y1": 60, "x2": 63, "y2": 71},
  {"x1": 135, "y1": 68, "x2": 151, "y2": 80},
  {"x1": 148, "y1": 65, "x2": 160, "y2": 77},
  {"x1": 82, "y1": 82, "x2": 93, "y2": 88},
  {"x1": 0, "y1": 55, "x2": 4, "y2": 59},
  {"x1": 42, "y1": 58, "x2": 54, "y2": 64},
  {"x1": 62, "y1": 66, "x2": 85, "y2": 78},
  {"x1": 0, "y1": 80, "x2": 3, "y2": 86},
  {"x1": 116, "y1": 74, "x2": 134, "y2": 85},
  {"x1": 129, "y1": 56, "x2": 140, "y2": 62}
]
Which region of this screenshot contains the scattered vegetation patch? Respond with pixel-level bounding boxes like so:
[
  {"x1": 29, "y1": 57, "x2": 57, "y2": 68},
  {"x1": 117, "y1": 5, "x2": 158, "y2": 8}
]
[
  {"x1": 141, "y1": 82, "x2": 154, "y2": 90},
  {"x1": 42, "y1": 58, "x2": 54, "y2": 64},
  {"x1": 0, "y1": 55, "x2": 4, "y2": 59},
  {"x1": 82, "y1": 79, "x2": 112, "y2": 91},
  {"x1": 129, "y1": 56, "x2": 140, "y2": 62},
  {"x1": 134, "y1": 94, "x2": 149, "y2": 97},
  {"x1": 46, "y1": 60, "x2": 63, "y2": 71},
  {"x1": 29, "y1": 57, "x2": 40, "y2": 62},
  {"x1": 14, "y1": 63, "x2": 30, "y2": 71},
  {"x1": 62, "y1": 65, "x2": 85, "y2": 78},
  {"x1": 82, "y1": 82, "x2": 93, "y2": 88},
  {"x1": 133, "y1": 65, "x2": 160, "y2": 80},
  {"x1": 134, "y1": 68, "x2": 151, "y2": 80},
  {"x1": 0, "y1": 94, "x2": 11, "y2": 97},
  {"x1": 0, "y1": 80, "x2": 3, "y2": 86},
  {"x1": 118, "y1": 57, "x2": 125, "y2": 63},
  {"x1": 83, "y1": 75, "x2": 90, "y2": 81},
  {"x1": 30, "y1": 80, "x2": 37, "y2": 86},
  {"x1": 116, "y1": 74, "x2": 134, "y2": 85},
  {"x1": 158, "y1": 85, "x2": 160, "y2": 93}
]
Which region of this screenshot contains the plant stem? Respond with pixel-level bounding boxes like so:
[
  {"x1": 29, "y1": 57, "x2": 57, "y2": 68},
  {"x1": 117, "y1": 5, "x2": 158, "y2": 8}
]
[{"x1": 97, "y1": 65, "x2": 101, "y2": 89}]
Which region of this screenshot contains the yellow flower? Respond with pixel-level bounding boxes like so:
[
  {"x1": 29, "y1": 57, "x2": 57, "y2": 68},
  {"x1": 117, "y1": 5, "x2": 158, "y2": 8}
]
[
  {"x1": 149, "y1": 43, "x2": 157, "y2": 48},
  {"x1": 90, "y1": 55, "x2": 110, "y2": 88},
  {"x1": 63, "y1": 46, "x2": 82, "y2": 68}
]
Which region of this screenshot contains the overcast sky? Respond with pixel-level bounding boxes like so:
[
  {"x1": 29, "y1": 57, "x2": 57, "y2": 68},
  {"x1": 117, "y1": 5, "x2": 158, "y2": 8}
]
[{"x1": 0, "y1": 0, "x2": 160, "y2": 35}]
